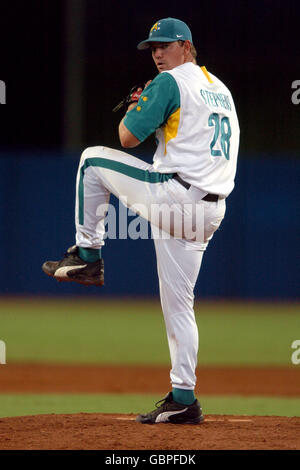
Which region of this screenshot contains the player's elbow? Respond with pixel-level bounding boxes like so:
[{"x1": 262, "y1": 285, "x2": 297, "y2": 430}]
[
  {"x1": 119, "y1": 133, "x2": 130, "y2": 147},
  {"x1": 119, "y1": 123, "x2": 141, "y2": 148},
  {"x1": 120, "y1": 136, "x2": 139, "y2": 148},
  {"x1": 121, "y1": 141, "x2": 132, "y2": 148}
]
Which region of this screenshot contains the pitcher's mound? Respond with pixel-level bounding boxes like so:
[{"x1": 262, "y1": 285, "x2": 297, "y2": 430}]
[{"x1": 0, "y1": 413, "x2": 299, "y2": 450}]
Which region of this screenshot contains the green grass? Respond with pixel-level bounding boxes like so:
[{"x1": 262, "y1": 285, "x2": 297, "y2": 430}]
[
  {"x1": 0, "y1": 299, "x2": 299, "y2": 419},
  {"x1": 0, "y1": 393, "x2": 299, "y2": 418},
  {"x1": 0, "y1": 298, "x2": 299, "y2": 365}
]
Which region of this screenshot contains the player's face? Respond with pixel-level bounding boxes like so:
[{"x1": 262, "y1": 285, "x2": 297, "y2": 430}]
[{"x1": 151, "y1": 41, "x2": 188, "y2": 72}]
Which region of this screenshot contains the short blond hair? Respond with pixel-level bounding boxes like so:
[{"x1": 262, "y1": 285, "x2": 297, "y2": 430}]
[
  {"x1": 190, "y1": 44, "x2": 197, "y2": 61},
  {"x1": 178, "y1": 40, "x2": 197, "y2": 63}
]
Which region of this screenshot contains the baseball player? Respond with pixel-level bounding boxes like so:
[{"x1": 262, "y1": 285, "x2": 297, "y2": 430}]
[{"x1": 42, "y1": 17, "x2": 239, "y2": 424}]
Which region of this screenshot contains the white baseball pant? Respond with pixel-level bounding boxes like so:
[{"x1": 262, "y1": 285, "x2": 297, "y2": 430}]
[{"x1": 75, "y1": 146, "x2": 226, "y2": 389}]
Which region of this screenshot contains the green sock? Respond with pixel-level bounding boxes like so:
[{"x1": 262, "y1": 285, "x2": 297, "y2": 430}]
[
  {"x1": 78, "y1": 247, "x2": 101, "y2": 263},
  {"x1": 172, "y1": 388, "x2": 196, "y2": 405}
]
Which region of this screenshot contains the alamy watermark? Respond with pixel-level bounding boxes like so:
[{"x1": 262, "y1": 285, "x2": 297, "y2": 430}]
[
  {"x1": 0, "y1": 80, "x2": 6, "y2": 104},
  {"x1": 93, "y1": 198, "x2": 205, "y2": 243},
  {"x1": 0, "y1": 340, "x2": 6, "y2": 364},
  {"x1": 291, "y1": 80, "x2": 300, "y2": 105},
  {"x1": 291, "y1": 340, "x2": 300, "y2": 365}
]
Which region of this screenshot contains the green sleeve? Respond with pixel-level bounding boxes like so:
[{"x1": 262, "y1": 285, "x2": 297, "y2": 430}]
[{"x1": 123, "y1": 72, "x2": 180, "y2": 142}]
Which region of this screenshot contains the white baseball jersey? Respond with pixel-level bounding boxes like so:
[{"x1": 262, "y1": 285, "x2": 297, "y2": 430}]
[{"x1": 153, "y1": 62, "x2": 240, "y2": 198}]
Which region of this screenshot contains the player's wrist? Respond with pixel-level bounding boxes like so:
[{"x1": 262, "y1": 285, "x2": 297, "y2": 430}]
[{"x1": 126, "y1": 102, "x2": 138, "y2": 112}]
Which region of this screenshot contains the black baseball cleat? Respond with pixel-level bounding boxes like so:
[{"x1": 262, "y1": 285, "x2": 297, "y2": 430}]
[
  {"x1": 136, "y1": 392, "x2": 204, "y2": 424},
  {"x1": 42, "y1": 245, "x2": 104, "y2": 286}
]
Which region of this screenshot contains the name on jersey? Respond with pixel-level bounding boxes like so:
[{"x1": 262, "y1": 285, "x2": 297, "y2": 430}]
[{"x1": 200, "y1": 89, "x2": 232, "y2": 110}]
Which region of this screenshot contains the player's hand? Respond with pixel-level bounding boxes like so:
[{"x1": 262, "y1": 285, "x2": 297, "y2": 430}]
[
  {"x1": 127, "y1": 87, "x2": 143, "y2": 111},
  {"x1": 112, "y1": 81, "x2": 152, "y2": 113},
  {"x1": 126, "y1": 81, "x2": 152, "y2": 111},
  {"x1": 127, "y1": 101, "x2": 140, "y2": 112}
]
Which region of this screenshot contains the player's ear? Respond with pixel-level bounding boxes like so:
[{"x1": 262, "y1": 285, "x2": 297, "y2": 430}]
[
  {"x1": 182, "y1": 40, "x2": 191, "y2": 59},
  {"x1": 184, "y1": 40, "x2": 192, "y2": 54}
]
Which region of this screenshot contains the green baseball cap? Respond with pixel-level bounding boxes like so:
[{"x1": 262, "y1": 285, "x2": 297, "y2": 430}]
[{"x1": 137, "y1": 17, "x2": 193, "y2": 50}]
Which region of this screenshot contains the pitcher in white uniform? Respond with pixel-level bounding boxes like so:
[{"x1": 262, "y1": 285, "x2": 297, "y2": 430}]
[{"x1": 42, "y1": 17, "x2": 240, "y2": 424}]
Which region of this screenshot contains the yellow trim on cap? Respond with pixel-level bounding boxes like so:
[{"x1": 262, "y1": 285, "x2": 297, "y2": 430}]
[{"x1": 201, "y1": 66, "x2": 213, "y2": 83}]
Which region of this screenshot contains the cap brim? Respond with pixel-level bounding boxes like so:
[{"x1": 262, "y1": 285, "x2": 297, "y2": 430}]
[{"x1": 137, "y1": 37, "x2": 178, "y2": 50}]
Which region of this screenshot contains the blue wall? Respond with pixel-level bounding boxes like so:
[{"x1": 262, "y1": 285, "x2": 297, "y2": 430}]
[{"x1": 0, "y1": 153, "x2": 298, "y2": 300}]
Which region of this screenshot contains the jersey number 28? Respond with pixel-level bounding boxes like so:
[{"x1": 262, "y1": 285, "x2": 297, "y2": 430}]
[{"x1": 208, "y1": 113, "x2": 231, "y2": 160}]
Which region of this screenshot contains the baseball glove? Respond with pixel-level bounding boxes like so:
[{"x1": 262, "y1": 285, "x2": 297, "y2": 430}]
[{"x1": 112, "y1": 84, "x2": 145, "y2": 112}]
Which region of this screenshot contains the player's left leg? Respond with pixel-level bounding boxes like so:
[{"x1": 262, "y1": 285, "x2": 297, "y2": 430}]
[
  {"x1": 42, "y1": 145, "x2": 170, "y2": 285},
  {"x1": 42, "y1": 145, "x2": 196, "y2": 286}
]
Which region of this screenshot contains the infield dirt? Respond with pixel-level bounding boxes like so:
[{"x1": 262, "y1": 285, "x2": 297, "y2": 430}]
[{"x1": 0, "y1": 363, "x2": 299, "y2": 450}]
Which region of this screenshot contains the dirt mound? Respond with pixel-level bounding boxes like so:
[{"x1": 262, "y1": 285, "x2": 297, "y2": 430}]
[
  {"x1": 0, "y1": 413, "x2": 299, "y2": 450},
  {"x1": 0, "y1": 363, "x2": 299, "y2": 450}
]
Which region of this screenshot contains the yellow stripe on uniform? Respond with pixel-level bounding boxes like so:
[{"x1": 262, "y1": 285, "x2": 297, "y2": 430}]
[
  {"x1": 163, "y1": 108, "x2": 181, "y2": 155},
  {"x1": 201, "y1": 66, "x2": 213, "y2": 83}
]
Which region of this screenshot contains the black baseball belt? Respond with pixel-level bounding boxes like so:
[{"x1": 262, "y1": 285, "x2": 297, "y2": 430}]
[{"x1": 173, "y1": 174, "x2": 219, "y2": 202}]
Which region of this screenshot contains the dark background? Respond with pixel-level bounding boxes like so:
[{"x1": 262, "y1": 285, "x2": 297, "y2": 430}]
[
  {"x1": 1, "y1": 0, "x2": 299, "y2": 155},
  {"x1": 0, "y1": 0, "x2": 299, "y2": 299}
]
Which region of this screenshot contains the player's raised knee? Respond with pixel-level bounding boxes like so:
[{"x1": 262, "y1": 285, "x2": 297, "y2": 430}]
[{"x1": 79, "y1": 146, "x2": 111, "y2": 164}]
